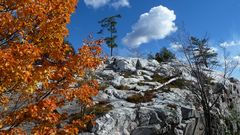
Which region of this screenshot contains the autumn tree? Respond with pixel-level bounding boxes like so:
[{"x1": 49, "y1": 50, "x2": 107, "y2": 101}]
[
  {"x1": 64, "y1": 38, "x2": 76, "y2": 55},
  {"x1": 0, "y1": 0, "x2": 103, "y2": 134},
  {"x1": 98, "y1": 14, "x2": 121, "y2": 56}
]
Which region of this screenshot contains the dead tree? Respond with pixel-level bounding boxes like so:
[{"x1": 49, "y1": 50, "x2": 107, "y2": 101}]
[{"x1": 171, "y1": 29, "x2": 238, "y2": 135}]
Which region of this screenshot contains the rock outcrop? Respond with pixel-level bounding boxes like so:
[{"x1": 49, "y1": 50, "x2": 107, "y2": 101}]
[{"x1": 80, "y1": 57, "x2": 240, "y2": 135}]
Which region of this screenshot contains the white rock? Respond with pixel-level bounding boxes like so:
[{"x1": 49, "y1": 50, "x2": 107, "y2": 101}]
[{"x1": 136, "y1": 70, "x2": 154, "y2": 76}]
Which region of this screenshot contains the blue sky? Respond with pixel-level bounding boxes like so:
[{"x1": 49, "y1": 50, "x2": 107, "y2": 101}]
[{"x1": 67, "y1": 0, "x2": 240, "y2": 77}]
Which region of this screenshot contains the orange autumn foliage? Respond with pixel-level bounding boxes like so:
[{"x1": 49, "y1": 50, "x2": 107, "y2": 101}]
[{"x1": 0, "y1": 0, "x2": 103, "y2": 134}]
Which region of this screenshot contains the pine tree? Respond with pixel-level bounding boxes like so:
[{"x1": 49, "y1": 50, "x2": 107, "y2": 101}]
[
  {"x1": 176, "y1": 34, "x2": 220, "y2": 135},
  {"x1": 155, "y1": 47, "x2": 176, "y2": 63},
  {"x1": 189, "y1": 37, "x2": 217, "y2": 68},
  {"x1": 98, "y1": 14, "x2": 121, "y2": 56}
]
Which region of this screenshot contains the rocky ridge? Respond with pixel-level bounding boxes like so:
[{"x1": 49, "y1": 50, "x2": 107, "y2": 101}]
[{"x1": 80, "y1": 57, "x2": 240, "y2": 135}]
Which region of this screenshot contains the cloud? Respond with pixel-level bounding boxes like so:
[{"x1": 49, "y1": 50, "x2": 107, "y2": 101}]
[
  {"x1": 122, "y1": 5, "x2": 177, "y2": 48},
  {"x1": 84, "y1": 0, "x2": 110, "y2": 8},
  {"x1": 84, "y1": 0, "x2": 130, "y2": 9},
  {"x1": 233, "y1": 56, "x2": 240, "y2": 63},
  {"x1": 170, "y1": 42, "x2": 183, "y2": 51},
  {"x1": 111, "y1": 0, "x2": 130, "y2": 9},
  {"x1": 220, "y1": 40, "x2": 240, "y2": 48},
  {"x1": 209, "y1": 47, "x2": 218, "y2": 53}
]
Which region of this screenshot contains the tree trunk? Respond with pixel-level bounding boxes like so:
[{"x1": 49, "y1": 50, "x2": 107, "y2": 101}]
[
  {"x1": 110, "y1": 47, "x2": 113, "y2": 56},
  {"x1": 204, "y1": 109, "x2": 212, "y2": 135}
]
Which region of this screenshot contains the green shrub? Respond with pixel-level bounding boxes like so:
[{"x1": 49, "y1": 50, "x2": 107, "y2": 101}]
[{"x1": 149, "y1": 47, "x2": 176, "y2": 63}]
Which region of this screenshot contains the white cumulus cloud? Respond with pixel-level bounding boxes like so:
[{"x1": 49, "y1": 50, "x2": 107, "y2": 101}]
[
  {"x1": 233, "y1": 56, "x2": 240, "y2": 63},
  {"x1": 220, "y1": 40, "x2": 240, "y2": 48},
  {"x1": 122, "y1": 5, "x2": 177, "y2": 48},
  {"x1": 84, "y1": 0, "x2": 130, "y2": 9},
  {"x1": 111, "y1": 0, "x2": 130, "y2": 9},
  {"x1": 170, "y1": 42, "x2": 183, "y2": 51},
  {"x1": 84, "y1": 0, "x2": 110, "y2": 8}
]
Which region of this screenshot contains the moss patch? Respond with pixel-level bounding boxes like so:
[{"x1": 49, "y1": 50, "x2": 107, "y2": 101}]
[
  {"x1": 87, "y1": 101, "x2": 113, "y2": 117},
  {"x1": 159, "y1": 86, "x2": 171, "y2": 93},
  {"x1": 114, "y1": 85, "x2": 131, "y2": 90},
  {"x1": 166, "y1": 103, "x2": 177, "y2": 110},
  {"x1": 151, "y1": 74, "x2": 188, "y2": 89},
  {"x1": 99, "y1": 83, "x2": 110, "y2": 90},
  {"x1": 69, "y1": 101, "x2": 113, "y2": 122},
  {"x1": 68, "y1": 101, "x2": 113, "y2": 132},
  {"x1": 126, "y1": 90, "x2": 156, "y2": 103},
  {"x1": 166, "y1": 79, "x2": 187, "y2": 89},
  {"x1": 137, "y1": 81, "x2": 147, "y2": 86},
  {"x1": 121, "y1": 71, "x2": 134, "y2": 78},
  {"x1": 151, "y1": 74, "x2": 169, "y2": 83}
]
